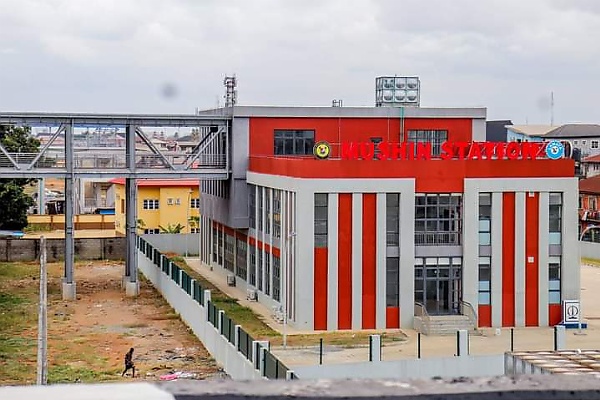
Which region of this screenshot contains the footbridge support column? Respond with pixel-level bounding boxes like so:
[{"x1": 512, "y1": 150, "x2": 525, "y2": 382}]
[
  {"x1": 62, "y1": 121, "x2": 76, "y2": 300},
  {"x1": 125, "y1": 123, "x2": 139, "y2": 296}
]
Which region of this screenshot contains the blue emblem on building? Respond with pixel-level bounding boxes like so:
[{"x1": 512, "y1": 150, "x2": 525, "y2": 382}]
[{"x1": 545, "y1": 140, "x2": 564, "y2": 160}]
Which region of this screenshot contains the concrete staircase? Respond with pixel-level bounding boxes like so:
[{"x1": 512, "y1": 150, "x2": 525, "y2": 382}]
[{"x1": 414, "y1": 315, "x2": 477, "y2": 336}]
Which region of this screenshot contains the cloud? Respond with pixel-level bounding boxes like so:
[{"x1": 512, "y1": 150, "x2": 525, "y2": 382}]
[{"x1": 0, "y1": 0, "x2": 598, "y2": 123}]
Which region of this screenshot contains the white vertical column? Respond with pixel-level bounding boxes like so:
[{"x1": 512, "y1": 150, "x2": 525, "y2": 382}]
[
  {"x1": 327, "y1": 193, "x2": 339, "y2": 330},
  {"x1": 462, "y1": 186, "x2": 479, "y2": 310},
  {"x1": 562, "y1": 180, "x2": 580, "y2": 301},
  {"x1": 399, "y1": 182, "x2": 415, "y2": 328},
  {"x1": 375, "y1": 193, "x2": 386, "y2": 329},
  {"x1": 352, "y1": 193, "x2": 363, "y2": 330},
  {"x1": 261, "y1": 186, "x2": 266, "y2": 293},
  {"x1": 538, "y1": 192, "x2": 550, "y2": 326},
  {"x1": 290, "y1": 191, "x2": 297, "y2": 322},
  {"x1": 491, "y1": 192, "x2": 504, "y2": 327},
  {"x1": 295, "y1": 189, "x2": 314, "y2": 330},
  {"x1": 514, "y1": 192, "x2": 526, "y2": 327}
]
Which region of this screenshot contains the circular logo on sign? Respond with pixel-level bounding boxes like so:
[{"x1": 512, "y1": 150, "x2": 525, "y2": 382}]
[
  {"x1": 313, "y1": 141, "x2": 331, "y2": 159},
  {"x1": 545, "y1": 140, "x2": 564, "y2": 160}
]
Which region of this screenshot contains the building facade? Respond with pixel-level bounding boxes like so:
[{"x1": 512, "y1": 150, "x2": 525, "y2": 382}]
[
  {"x1": 111, "y1": 179, "x2": 200, "y2": 235},
  {"x1": 198, "y1": 106, "x2": 578, "y2": 331}
]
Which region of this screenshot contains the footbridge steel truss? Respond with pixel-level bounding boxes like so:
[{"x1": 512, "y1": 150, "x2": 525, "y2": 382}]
[{"x1": 0, "y1": 112, "x2": 231, "y2": 298}]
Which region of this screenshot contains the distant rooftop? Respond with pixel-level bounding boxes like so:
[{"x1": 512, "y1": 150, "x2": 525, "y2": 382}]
[
  {"x1": 507, "y1": 125, "x2": 556, "y2": 137},
  {"x1": 545, "y1": 124, "x2": 600, "y2": 139},
  {"x1": 579, "y1": 175, "x2": 600, "y2": 194},
  {"x1": 109, "y1": 179, "x2": 199, "y2": 187}
]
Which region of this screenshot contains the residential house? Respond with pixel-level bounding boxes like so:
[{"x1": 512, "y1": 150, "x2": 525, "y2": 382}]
[
  {"x1": 544, "y1": 124, "x2": 600, "y2": 158},
  {"x1": 579, "y1": 175, "x2": 600, "y2": 242},
  {"x1": 111, "y1": 179, "x2": 200, "y2": 235},
  {"x1": 581, "y1": 155, "x2": 600, "y2": 179}
]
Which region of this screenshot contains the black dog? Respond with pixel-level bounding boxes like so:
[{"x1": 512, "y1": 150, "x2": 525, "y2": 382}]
[{"x1": 122, "y1": 347, "x2": 136, "y2": 377}]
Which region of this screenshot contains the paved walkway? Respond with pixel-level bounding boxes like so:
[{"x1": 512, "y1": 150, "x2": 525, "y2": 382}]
[{"x1": 185, "y1": 258, "x2": 600, "y2": 367}]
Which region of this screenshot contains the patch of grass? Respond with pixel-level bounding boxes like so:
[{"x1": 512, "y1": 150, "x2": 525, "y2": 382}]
[
  {"x1": 582, "y1": 257, "x2": 600, "y2": 267},
  {"x1": 166, "y1": 256, "x2": 279, "y2": 339},
  {"x1": 24, "y1": 224, "x2": 52, "y2": 232},
  {"x1": 123, "y1": 322, "x2": 149, "y2": 328},
  {"x1": 48, "y1": 365, "x2": 120, "y2": 384}
]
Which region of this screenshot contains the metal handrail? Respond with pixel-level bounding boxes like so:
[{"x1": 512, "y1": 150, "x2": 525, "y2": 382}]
[
  {"x1": 414, "y1": 302, "x2": 431, "y2": 335},
  {"x1": 459, "y1": 300, "x2": 478, "y2": 330}
]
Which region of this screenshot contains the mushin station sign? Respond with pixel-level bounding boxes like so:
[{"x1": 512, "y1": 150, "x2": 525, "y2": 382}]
[{"x1": 314, "y1": 140, "x2": 565, "y2": 161}]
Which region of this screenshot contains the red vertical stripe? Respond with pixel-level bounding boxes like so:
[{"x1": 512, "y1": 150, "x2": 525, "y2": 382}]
[
  {"x1": 525, "y1": 193, "x2": 539, "y2": 326},
  {"x1": 549, "y1": 304, "x2": 562, "y2": 326},
  {"x1": 313, "y1": 248, "x2": 328, "y2": 330},
  {"x1": 478, "y1": 305, "x2": 492, "y2": 327},
  {"x1": 386, "y1": 307, "x2": 400, "y2": 329},
  {"x1": 502, "y1": 192, "x2": 516, "y2": 327},
  {"x1": 338, "y1": 194, "x2": 353, "y2": 329},
  {"x1": 362, "y1": 194, "x2": 376, "y2": 329}
]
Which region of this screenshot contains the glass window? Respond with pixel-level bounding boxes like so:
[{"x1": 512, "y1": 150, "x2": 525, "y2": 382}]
[
  {"x1": 414, "y1": 193, "x2": 462, "y2": 246},
  {"x1": 274, "y1": 130, "x2": 315, "y2": 156},
  {"x1": 248, "y1": 185, "x2": 256, "y2": 229},
  {"x1": 190, "y1": 198, "x2": 200, "y2": 208},
  {"x1": 314, "y1": 193, "x2": 328, "y2": 248},
  {"x1": 257, "y1": 188, "x2": 263, "y2": 232},
  {"x1": 407, "y1": 130, "x2": 448, "y2": 157},
  {"x1": 549, "y1": 192, "x2": 562, "y2": 245},
  {"x1": 387, "y1": 193, "x2": 400, "y2": 246},
  {"x1": 224, "y1": 234, "x2": 235, "y2": 272},
  {"x1": 273, "y1": 255, "x2": 281, "y2": 302},
  {"x1": 249, "y1": 245, "x2": 256, "y2": 286},
  {"x1": 235, "y1": 238, "x2": 247, "y2": 281},
  {"x1": 386, "y1": 257, "x2": 399, "y2": 307},
  {"x1": 265, "y1": 189, "x2": 271, "y2": 235},
  {"x1": 265, "y1": 253, "x2": 271, "y2": 296},
  {"x1": 478, "y1": 256, "x2": 491, "y2": 305},
  {"x1": 273, "y1": 190, "x2": 281, "y2": 239},
  {"x1": 549, "y1": 256, "x2": 561, "y2": 304},
  {"x1": 257, "y1": 249, "x2": 263, "y2": 291},
  {"x1": 143, "y1": 199, "x2": 159, "y2": 210}
]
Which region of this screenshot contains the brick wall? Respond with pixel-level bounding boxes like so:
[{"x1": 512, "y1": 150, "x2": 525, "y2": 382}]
[{"x1": 0, "y1": 238, "x2": 126, "y2": 262}]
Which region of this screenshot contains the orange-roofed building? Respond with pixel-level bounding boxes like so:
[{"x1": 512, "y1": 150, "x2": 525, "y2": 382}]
[{"x1": 110, "y1": 179, "x2": 200, "y2": 236}]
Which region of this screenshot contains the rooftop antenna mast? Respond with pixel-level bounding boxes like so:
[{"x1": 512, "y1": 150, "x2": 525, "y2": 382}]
[{"x1": 223, "y1": 75, "x2": 237, "y2": 108}]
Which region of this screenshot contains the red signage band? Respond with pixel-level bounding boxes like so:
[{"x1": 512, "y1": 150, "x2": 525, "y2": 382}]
[{"x1": 340, "y1": 141, "x2": 547, "y2": 161}]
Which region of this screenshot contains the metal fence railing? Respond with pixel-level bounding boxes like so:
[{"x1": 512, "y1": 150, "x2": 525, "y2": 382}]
[{"x1": 136, "y1": 236, "x2": 294, "y2": 379}]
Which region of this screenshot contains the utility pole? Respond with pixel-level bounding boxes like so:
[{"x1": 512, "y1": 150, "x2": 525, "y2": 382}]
[{"x1": 36, "y1": 236, "x2": 48, "y2": 385}]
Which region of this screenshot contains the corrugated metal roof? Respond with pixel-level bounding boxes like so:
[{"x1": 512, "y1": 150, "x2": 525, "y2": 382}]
[
  {"x1": 579, "y1": 175, "x2": 600, "y2": 194},
  {"x1": 545, "y1": 124, "x2": 600, "y2": 139},
  {"x1": 582, "y1": 154, "x2": 600, "y2": 163}
]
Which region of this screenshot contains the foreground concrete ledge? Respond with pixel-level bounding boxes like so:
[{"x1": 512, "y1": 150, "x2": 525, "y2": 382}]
[{"x1": 3, "y1": 376, "x2": 600, "y2": 399}]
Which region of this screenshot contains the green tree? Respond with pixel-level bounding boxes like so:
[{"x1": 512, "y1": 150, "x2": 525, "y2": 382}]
[
  {"x1": 0, "y1": 126, "x2": 40, "y2": 230},
  {"x1": 159, "y1": 223, "x2": 185, "y2": 234}
]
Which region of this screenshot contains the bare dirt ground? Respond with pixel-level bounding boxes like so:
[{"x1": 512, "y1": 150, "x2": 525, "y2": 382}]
[{"x1": 0, "y1": 260, "x2": 223, "y2": 385}]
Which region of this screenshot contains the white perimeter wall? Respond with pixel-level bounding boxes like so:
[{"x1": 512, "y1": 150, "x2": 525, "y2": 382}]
[
  {"x1": 293, "y1": 355, "x2": 504, "y2": 380},
  {"x1": 580, "y1": 241, "x2": 600, "y2": 260},
  {"x1": 137, "y1": 252, "x2": 263, "y2": 380},
  {"x1": 142, "y1": 233, "x2": 200, "y2": 256}
]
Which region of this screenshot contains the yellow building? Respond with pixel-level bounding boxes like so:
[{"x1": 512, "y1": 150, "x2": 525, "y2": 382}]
[{"x1": 111, "y1": 179, "x2": 200, "y2": 236}]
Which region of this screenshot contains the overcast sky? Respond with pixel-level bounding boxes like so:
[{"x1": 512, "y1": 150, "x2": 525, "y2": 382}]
[{"x1": 1, "y1": 0, "x2": 598, "y2": 124}]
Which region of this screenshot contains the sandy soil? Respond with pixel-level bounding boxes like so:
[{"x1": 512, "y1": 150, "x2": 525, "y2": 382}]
[{"x1": 45, "y1": 261, "x2": 223, "y2": 382}]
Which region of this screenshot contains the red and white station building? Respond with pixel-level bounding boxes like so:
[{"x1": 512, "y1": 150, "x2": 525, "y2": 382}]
[{"x1": 197, "y1": 105, "x2": 578, "y2": 331}]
